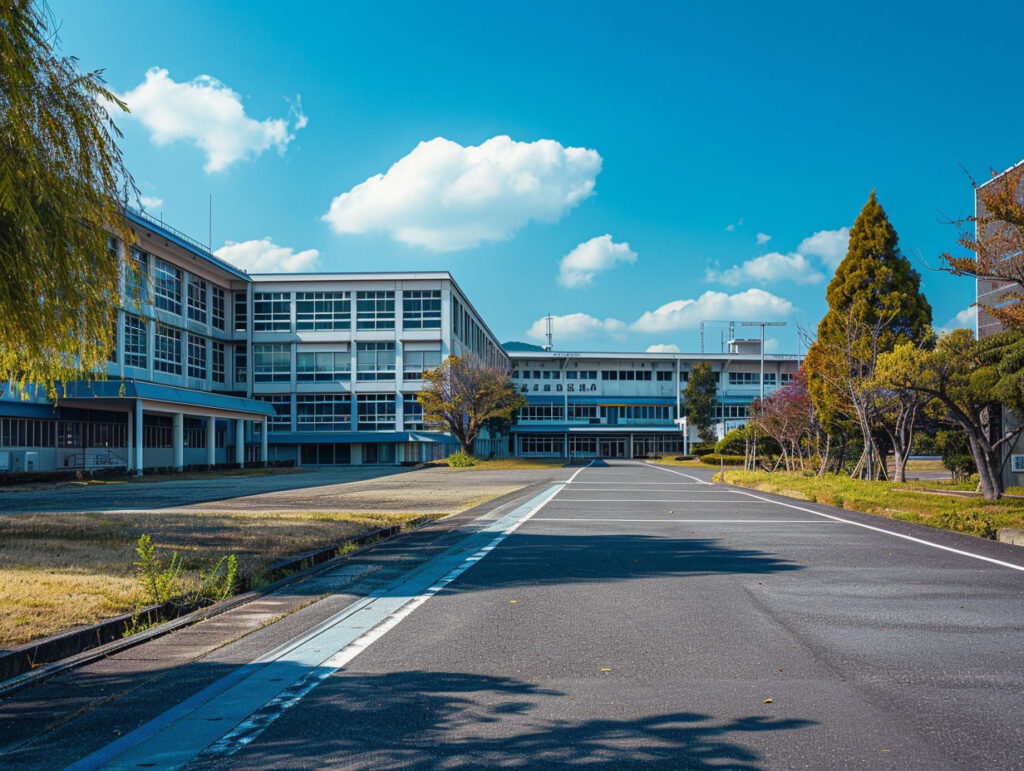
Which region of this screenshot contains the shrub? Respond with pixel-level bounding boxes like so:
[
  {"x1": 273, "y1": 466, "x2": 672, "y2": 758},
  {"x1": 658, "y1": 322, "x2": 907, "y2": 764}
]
[
  {"x1": 690, "y1": 442, "x2": 716, "y2": 456},
  {"x1": 936, "y1": 431, "x2": 977, "y2": 482},
  {"x1": 447, "y1": 450, "x2": 475, "y2": 467},
  {"x1": 931, "y1": 508, "x2": 996, "y2": 539},
  {"x1": 699, "y1": 453, "x2": 746, "y2": 466},
  {"x1": 715, "y1": 428, "x2": 747, "y2": 456},
  {"x1": 673, "y1": 455, "x2": 697, "y2": 461}
]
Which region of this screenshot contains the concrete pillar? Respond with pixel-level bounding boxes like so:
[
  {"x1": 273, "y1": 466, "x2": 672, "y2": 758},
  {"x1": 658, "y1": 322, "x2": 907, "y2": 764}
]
[
  {"x1": 260, "y1": 419, "x2": 268, "y2": 466},
  {"x1": 134, "y1": 400, "x2": 144, "y2": 476},
  {"x1": 206, "y1": 416, "x2": 216, "y2": 467},
  {"x1": 126, "y1": 409, "x2": 133, "y2": 472},
  {"x1": 172, "y1": 412, "x2": 184, "y2": 471},
  {"x1": 235, "y1": 419, "x2": 245, "y2": 467}
]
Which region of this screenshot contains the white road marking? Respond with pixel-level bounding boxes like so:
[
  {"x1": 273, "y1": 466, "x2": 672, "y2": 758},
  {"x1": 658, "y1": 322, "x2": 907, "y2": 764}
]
[
  {"x1": 643, "y1": 462, "x2": 714, "y2": 484},
  {"x1": 546, "y1": 498, "x2": 745, "y2": 503},
  {"x1": 533, "y1": 518, "x2": 840, "y2": 523},
  {"x1": 729, "y1": 489, "x2": 1024, "y2": 573}
]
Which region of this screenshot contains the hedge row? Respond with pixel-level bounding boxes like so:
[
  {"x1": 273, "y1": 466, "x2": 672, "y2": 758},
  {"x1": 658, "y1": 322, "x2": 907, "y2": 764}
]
[
  {"x1": 699, "y1": 454, "x2": 747, "y2": 466},
  {"x1": 0, "y1": 460, "x2": 295, "y2": 486}
]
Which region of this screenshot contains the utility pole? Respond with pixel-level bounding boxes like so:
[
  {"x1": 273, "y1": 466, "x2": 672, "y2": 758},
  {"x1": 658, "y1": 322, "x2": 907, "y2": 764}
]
[{"x1": 740, "y1": 321, "x2": 786, "y2": 401}]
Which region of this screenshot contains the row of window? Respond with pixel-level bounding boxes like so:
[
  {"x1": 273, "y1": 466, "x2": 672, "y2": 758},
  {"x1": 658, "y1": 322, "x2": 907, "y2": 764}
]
[
  {"x1": 451, "y1": 295, "x2": 501, "y2": 367},
  {"x1": 518, "y1": 404, "x2": 675, "y2": 423},
  {"x1": 252, "y1": 290, "x2": 442, "y2": 333},
  {"x1": 127, "y1": 248, "x2": 227, "y2": 330},
  {"x1": 253, "y1": 344, "x2": 440, "y2": 383},
  {"x1": 255, "y1": 395, "x2": 425, "y2": 432}
]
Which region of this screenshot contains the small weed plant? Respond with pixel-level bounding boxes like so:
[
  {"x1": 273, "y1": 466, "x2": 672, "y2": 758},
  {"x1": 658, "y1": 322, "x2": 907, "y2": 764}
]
[
  {"x1": 447, "y1": 451, "x2": 475, "y2": 468},
  {"x1": 132, "y1": 533, "x2": 239, "y2": 613}
]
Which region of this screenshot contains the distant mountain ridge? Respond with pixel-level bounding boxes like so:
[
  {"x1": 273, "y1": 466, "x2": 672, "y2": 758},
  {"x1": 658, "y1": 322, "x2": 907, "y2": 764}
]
[{"x1": 502, "y1": 341, "x2": 546, "y2": 352}]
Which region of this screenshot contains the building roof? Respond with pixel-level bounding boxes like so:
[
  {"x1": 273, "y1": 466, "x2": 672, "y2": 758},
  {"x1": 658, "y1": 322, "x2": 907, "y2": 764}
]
[
  {"x1": 125, "y1": 208, "x2": 251, "y2": 282},
  {"x1": 58, "y1": 380, "x2": 276, "y2": 417},
  {"x1": 509, "y1": 350, "x2": 801, "y2": 362}
]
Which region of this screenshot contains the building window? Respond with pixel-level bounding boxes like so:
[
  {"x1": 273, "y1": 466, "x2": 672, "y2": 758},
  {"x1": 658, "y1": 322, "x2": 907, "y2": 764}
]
[
  {"x1": 253, "y1": 344, "x2": 290, "y2": 382},
  {"x1": 257, "y1": 395, "x2": 292, "y2": 431},
  {"x1": 296, "y1": 292, "x2": 350, "y2": 331},
  {"x1": 153, "y1": 259, "x2": 182, "y2": 314},
  {"x1": 728, "y1": 372, "x2": 760, "y2": 386},
  {"x1": 126, "y1": 248, "x2": 149, "y2": 305},
  {"x1": 356, "y1": 342, "x2": 396, "y2": 381},
  {"x1": 402, "y1": 349, "x2": 441, "y2": 380},
  {"x1": 187, "y1": 276, "x2": 207, "y2": 324},
  {"x1": 622, "y1": 405, "x2": 672, "y2": 423},
  {"x1": 234, "y1": 343, "x2": 247, "y2": 383},
  {"x1": 403, "y1": 399, "x2": 425, "y2": 430},
  {"x1": 402, "y1": 290, "x2": 441, "y2": 329},
  {"x1": 296, "y1": 394, "x2": 351, "y2": 431},
  {"x1": 212, "y1": 341, "x2": 225, "y2": 383},
  {"x1": 296, "y1": 351, "x2": 350, "y2": 382},
  {"x1": 124, "y1": 314, "x2": 147, "y2": 369},
  {"x1": 568, "y1": 404, "x2": 599, "y2": 421},
  {"x1": 253, "y1": 292, "x2": 291, "y2": 332},
  {"x1": 356, "y1": 291, "x2": 395, "y2": 330},
  {"x1": 211, "y1": 286, "x2": 226, "y2": 330},
  {"x1": 187, "y1": 333, "x2": 207, "y2": 379},
  {"x1": 357, "y1": 394, "x2": 396, "y2": 430},
  {"x1": 154, "y1": 324, "x2": 182, "y2": 374},
  {"x1": 519, "y1": 404, "x2": 562, "y2": 421},
  {"x1": 656, "y1": 371, "x2": 674, "y2": 382},
  {"x1": 780, "y1": 372, "x2": 794, "y2": 384},
  {"x1": 0, "y1": 418, "x2": 57, "y2": 447},
  {"x1": 234, "y1": 292, "x2": 248, "y2": 332},
  {"x1": 715, "y1": 404, "x2": 749, "y2": 419},
  {"x1": 520, "y1": 435, "x2": 563, "y2": 455}
]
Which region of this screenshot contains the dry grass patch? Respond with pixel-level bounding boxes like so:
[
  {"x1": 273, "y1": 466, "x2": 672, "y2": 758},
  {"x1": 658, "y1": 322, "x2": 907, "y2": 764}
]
[{"x1": 0, "y1": 495, "x2": 500, "y2": 648}]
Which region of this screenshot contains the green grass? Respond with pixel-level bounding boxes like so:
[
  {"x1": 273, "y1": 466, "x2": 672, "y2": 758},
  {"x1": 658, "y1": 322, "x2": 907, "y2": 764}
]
[
  {"x1": 644, "y1": 457, "x2": 707, "y2": 468},
  {"x1": 718, "y1": 470, "x2": 1024, "y2": 539}
]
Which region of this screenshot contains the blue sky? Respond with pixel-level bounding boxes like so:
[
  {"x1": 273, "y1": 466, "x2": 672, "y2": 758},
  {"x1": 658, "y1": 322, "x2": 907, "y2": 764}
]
[{"x1": 52, "y1": 0, "x2": 1024, "y2": 353}]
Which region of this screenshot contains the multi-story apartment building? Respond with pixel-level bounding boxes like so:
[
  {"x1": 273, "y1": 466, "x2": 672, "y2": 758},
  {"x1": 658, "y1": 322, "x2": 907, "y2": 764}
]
[{"x1": 508, "y1": 342, "x2": 801, "y2": 458}]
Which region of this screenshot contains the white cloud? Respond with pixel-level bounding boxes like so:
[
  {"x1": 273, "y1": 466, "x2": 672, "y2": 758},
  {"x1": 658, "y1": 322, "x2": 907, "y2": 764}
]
[
  {"x1": 116, "y1": 67, "x2": 306, "y2": 173},
  {"x1": 139, "y1": 195, "x2": 163, "y2": 210},
  {"x1": 526, "y1": 313, "x2": 626, "y2": 342},
  {"x1": 797, "y1": 227, "x2": 850, "y2": 268},
  {"x1": 706, "y1": 252, "x2": 825, "y2": 287},
  {"x1": 557, "y1": 234, "x2": 637, "y2": 288},
  {"x1": 764, "y1": 337, "x2": 779, "y2": 353},
  {"x1": 725, "y1": 217, "x2": 744, "y2": 232},
  {"x1": 214, "y1": 238, "x2": 320, "y2": 273},
  {"x1": 631, "y1": 289, "x2": 793, "y2": 333},
  {"x1": 323, "y1": 136, "x2": 602, "y2": 252},
  {"x1": 646, "y1": 343, "x2": 680, "y2": 353},
  {"x1": 756, "y1": 232, "x2": 772, "y2": 245},
  {"x1": 939, "y1": 307, "x2": 976, "y2": 333}
]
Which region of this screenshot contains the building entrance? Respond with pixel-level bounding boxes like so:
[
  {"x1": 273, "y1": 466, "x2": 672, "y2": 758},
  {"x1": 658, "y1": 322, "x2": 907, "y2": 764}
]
[{"x1": 598, "y1": 438, "x2": 626, "y2": 458}]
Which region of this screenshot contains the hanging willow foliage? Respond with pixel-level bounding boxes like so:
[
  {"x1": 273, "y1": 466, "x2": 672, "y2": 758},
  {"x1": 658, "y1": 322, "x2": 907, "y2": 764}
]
[{"x1": 0, "y1": 0, "x2": 134, "y2": 396}]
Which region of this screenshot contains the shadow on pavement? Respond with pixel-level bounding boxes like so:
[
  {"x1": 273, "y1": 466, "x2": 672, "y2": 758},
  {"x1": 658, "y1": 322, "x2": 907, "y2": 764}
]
[{"x1": 198, "y1": 669, "x2": 815, "y2": 769}]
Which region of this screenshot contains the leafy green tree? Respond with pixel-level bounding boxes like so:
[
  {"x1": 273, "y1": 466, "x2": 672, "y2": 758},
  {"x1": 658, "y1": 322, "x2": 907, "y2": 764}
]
[
  {"x1": 807, "y1": 191, "x2": 932, "y2": 479},
  {"x1": 684, "y1": 361, "x2": 717, "y2": 443},
  {"x1": 417, "y1": 355, "x2": 526, "y2": 454},
  {"x1": 935, "y1": 430, "x2": 977, "y2": 483},
  {"x1": 0, "y1": 1, "x2": 134, "y2": 394},
  {"x1": 875, "y1": 329, "x2": 1024, "y2": 499}
]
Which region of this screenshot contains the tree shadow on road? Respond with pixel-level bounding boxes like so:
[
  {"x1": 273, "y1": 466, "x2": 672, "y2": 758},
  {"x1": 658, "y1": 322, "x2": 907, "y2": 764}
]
[{"x1": 204, "y1": 668, "x2": 815, "y2": 769}]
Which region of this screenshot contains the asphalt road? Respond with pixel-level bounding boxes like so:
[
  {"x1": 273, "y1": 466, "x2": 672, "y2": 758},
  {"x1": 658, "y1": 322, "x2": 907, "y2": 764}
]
[{"x1": 3, "y1": 460, "x2": 1024, "y2": 769}]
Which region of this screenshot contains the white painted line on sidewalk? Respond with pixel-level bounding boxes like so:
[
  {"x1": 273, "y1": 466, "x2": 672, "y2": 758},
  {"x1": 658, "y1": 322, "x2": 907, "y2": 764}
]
[
  {"x1": 66, "y1": 465, "x2": 593, "y2": 771},
  {"x1": 730, "y1": 489, "x2": 1024, "y2": 573}
]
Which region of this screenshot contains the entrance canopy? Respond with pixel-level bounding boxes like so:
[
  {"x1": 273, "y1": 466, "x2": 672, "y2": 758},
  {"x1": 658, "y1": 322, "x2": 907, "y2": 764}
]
[{"x1": 57, "y1": 380, "x2": 276, "y2": 421}]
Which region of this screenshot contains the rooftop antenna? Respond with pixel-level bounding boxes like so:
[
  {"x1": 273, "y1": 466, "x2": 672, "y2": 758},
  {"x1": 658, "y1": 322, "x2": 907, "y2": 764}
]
[
  {"x1": 544, "y1": 314, "x2": 554, "y2": 351},
  {"x1": 208, "y1": 193, "x2": 212, "y2": 252},
  {"x1": 740, "y1": 321, "x2": 786, "y2": 400}
]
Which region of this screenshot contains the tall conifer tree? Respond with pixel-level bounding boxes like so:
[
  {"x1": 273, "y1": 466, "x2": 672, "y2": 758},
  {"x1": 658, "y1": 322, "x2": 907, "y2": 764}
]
[{"x1": 808, "y1": 191, "x2": 932, "y2": 478}]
